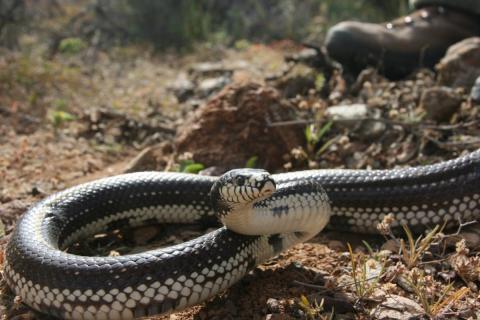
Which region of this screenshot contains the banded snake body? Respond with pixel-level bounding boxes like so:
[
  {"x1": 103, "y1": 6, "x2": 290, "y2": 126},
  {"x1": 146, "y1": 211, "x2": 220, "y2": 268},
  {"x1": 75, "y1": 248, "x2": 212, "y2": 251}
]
[{"x1": 4, "y1": 149, "x2": 480, "y2": 319}]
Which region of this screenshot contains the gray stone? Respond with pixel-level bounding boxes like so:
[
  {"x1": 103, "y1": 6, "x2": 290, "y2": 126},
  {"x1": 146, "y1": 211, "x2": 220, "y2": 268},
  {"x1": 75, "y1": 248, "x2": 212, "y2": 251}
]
[
  {"x1": 197, "y1": 76, "x2": 230, "y2": 98},
  {"x1": 198, "y1": 166, "x2": 227, "y2": 176},
  {"x1": 471, "y1": 76, "x2": 480, "y2": 103},
  {"x1": 266, "y1": 298, "x2": 281, "y2": 313},
  {"x1": 325, "y1": 103, "x2": 368, "y2": 121},
  {"x1": 420, "y1": 86, "x2": 463, "y2": 122},
  {"x1": 370, "y1": 295, "x2": 423, "y2": 319},
  {"x1": 436, "y1": 37, "x2": 480, "y2": 89},
  {"x1": 169, "y1": 74, "x2": 194, "y2": 102},
  {"x1": 326, "y1": 104, "x2": 385, "y2": 140},
  {"x1": 359, "y1": 119, "x2": 386, "y2": 140},
  {"x1": 189, "y1": 62, "x2": 232, "y2": 78}
]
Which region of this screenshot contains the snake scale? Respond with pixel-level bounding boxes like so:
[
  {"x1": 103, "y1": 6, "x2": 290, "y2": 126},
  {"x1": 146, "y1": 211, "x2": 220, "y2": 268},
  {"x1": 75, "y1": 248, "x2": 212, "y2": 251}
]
[{"x1": 4, "y1": 149, "x2": 480, "y2": 319}]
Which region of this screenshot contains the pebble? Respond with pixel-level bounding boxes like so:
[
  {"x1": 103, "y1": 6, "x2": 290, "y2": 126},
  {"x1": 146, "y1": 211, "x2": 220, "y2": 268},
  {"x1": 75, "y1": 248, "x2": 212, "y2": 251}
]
[
  {"x1": 325, "y1": 103, "x2": 368, "y2": 121},
  {"x1": 267, "y1": 314, "x2": 294, "y2": 320},
  {"x1": 170, "y1": 74, "x2": 195, "y2": 102},
  {"x1": 382, "y1": 239, "x2": 400, "y2": 253},
  {"x1": 437, "y1": 37, "x2": 480, "y2": 89},
  {"x1": 266, "y1": 298, "x2": 281, "y2": 313},
  {"x1": 327, "y1": 240, "x2": 346, "y2": 251},
  {"x1": 197, "y1": 76, "x2": 230, "y2": 97},
  {"x1": 419, "y1": 86, "x2": 463, "y2": 122},
  {"x1": 133, "y1": 226, "x2": 159, "y2": 245},
  {"x1": 471, "y1": 76, "x2": 480, "y2": 102},
  {"x1": 370, "y1": 294, "x2": 423, "y2": 319},
  {"x1": 377, "y1": 250, "x2": 392, "y2": 259},
  {"x1": 325, "y1": 103, "x2": 385, "y2": 139}
]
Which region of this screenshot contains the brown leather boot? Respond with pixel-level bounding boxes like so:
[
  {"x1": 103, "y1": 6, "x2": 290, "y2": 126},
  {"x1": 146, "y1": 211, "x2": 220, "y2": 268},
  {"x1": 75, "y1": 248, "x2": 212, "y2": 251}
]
[{"x1": 325, "y1": 6, "x2": 480, "y2": 79}]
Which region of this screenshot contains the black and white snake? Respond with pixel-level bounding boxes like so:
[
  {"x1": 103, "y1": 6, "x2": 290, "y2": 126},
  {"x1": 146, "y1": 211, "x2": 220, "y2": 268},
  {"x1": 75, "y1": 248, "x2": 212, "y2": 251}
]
[{"x1": 4, "y1": 150, "x2": 480, "y2": 319}]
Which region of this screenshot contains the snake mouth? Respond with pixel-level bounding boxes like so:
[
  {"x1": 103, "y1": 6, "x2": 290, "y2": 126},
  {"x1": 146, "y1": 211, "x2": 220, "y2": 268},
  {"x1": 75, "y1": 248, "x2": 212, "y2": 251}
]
[{"x1": 261, "y1": 179, "x2": 276, "y2": 196}]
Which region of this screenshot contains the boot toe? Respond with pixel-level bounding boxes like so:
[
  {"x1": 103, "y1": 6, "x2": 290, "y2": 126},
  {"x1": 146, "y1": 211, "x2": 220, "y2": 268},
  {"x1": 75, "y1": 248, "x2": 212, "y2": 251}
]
[
  {"x1": 325, "y1": 21, "x2": 378, "y2": 73},
  {"x1": 325, "y1": 22, "x2": 358, "y2": 59}
]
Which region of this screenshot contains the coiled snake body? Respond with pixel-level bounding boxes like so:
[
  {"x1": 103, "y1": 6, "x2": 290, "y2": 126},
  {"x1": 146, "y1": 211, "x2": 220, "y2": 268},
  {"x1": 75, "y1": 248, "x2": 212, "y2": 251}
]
[{"x1": 4, "y1": 150, "x2": 480, "y2": 319}]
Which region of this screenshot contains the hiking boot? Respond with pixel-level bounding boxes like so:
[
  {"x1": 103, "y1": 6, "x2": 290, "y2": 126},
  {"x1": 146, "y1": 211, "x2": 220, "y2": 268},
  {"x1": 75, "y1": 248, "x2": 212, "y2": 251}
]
[{"x1": 325, "y1": 6, "x2": 480, "y2": 79}]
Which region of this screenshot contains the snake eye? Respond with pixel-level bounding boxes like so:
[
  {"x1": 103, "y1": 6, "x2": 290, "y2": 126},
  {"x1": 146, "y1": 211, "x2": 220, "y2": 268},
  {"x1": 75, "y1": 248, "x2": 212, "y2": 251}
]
[{"x1": 235, "y1": 176, "x2": 245, "y2": 186}]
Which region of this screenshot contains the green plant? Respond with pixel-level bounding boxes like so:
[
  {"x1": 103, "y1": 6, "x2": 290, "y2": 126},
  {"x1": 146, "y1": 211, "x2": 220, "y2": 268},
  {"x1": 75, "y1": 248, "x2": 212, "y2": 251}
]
[
  {"x1": 400, "y1": 224, "x2": 443, "y2": 269},
  {"x1": 234, "y1": 39, "x2": 250, "y2": 50},
  {"x1": 298, "y1": 295, "x2": 328, "y2": 320},
  {"x1": 59, "y1": 37, "x2": 86, "y2": 55},
  {"x1": 361, "y1": 240, "x2": 376, "y2": 257},
  {"x1": 315, "y1": 73, "x2": 325, "y2": 91},
  {"x1": 305, "y1": 122, "x2": 331, "y2": 147},
  {"x1": 245, "y1": 156, "x2": 258, "y2": 168},
  {"x1": 179, "y1": 160, "x2": 204, "y2": 174},
  {"x1": 305, "y1": 121, "x2": 333, "y2": 156},
  {"x1": 49, "y1": 110, "x2": 76, "y2": 127},
  {"x1": 347, "y1": 243, "x2": 383, "y2": 298},
  {"x1": 407, "y1": 270, "x2": 470, "y2": 317}
]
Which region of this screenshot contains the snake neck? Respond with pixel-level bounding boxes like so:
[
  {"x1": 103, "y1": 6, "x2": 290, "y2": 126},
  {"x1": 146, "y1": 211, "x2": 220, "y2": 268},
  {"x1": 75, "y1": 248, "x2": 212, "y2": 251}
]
[
  {"x1": 220, "y1": 205, "x2": 256, "y2": 235},
  {"x1": 220, "y1": 180, "x2": 331, "y2": 242}
]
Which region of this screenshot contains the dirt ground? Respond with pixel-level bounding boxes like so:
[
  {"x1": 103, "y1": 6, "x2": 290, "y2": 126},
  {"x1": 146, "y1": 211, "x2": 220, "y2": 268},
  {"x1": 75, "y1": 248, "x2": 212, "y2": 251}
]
[{"x1": 1, "y1": 36, "x2": 480, "y2": 320}]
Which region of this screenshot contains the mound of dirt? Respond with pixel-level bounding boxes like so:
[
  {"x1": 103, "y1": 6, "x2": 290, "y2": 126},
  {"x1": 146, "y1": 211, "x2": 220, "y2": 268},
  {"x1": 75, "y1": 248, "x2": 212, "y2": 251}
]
[{"x1": 175, "y1": 82, "x2": 305, "y2": 171}]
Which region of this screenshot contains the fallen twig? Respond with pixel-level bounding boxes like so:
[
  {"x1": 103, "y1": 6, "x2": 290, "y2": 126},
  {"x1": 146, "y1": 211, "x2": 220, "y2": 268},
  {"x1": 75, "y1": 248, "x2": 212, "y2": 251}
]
[{"x1": 267, "y1": 118, "x2": 479, "y2": 131}]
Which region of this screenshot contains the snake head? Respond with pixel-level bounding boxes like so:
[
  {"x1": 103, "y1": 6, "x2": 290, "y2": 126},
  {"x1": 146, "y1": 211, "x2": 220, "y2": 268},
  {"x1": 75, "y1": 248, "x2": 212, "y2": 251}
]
[{"x1": 210, "y1": 169, "x2": 276, "y2": 218}]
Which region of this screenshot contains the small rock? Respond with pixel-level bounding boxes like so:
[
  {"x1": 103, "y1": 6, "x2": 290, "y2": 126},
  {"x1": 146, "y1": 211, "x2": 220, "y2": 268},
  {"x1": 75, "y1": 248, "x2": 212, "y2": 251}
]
[
  {"x1": 272, "y1": 64, "x2": 317, "y2": 98},
  {"x1": 325, "y1": 103, "x2": 368, "y2": 121},
  {"x1": 326, "y1": 103, "x2": 386, "y2": 140},
  {"x1": 396, "y1": 275, "x2": 416, "y2": 293},
  {"x1": 471, "y1": 76, "x2": 480, "y2": 103},
  {"x1": 327, "y1": 240, "x2": 346, "y2": 251},
  {"x1": 382, "y1": 239, "x2": 400, "y2": 253},
  {"x1": 370, "y1": 295, "x2": 423, "y2": 319},
  {"x1": 133, "y1": 226, "x2": 158, "y2": 245},
  {"x1": 461, "y1": 231, "x2": 480, "y2": 250},
  {"x1": 198, "y1": 166, "x2": 227, "y2": 176},
  {"x1": 437, "y1": 37, "x2": 480, "y2": 89},
  {"x1": 438, "y1": 270, "x2": 457, "y2": 282},
  {"x1": 197, "y1": 76, "x2": 230, "y2": 97},
  {"x1": 337, "y1": 274, "x2": 354, "y2": 290},
  {"x1": 189, "y1": 62, "x2": 232, "y2": 78},
  {"x1": 377, "y1": 250, "x2": 392, "y2": 259},
  {"x1": 359, "y1": 119, "x2": 386, "y2": 140},
  {"x1": 365, "y1": 258, "x2": 382, "y2": 283},
  {"x1": 265, "y1": 313, "x2": 292, "y2": 320},
  {"x1": 286, "y1": 48, "x2": 317, "y2": 61},
  {"x1": 419, "y1": 86, "x2": 463, "y2": 122},
  {"x1": 266, "y1": 298, "x2": 281, "y2": 313},
  {"x1": 444, "y1": 231, "x2": 480, "y2": 250},
  {"x1": 353, "y1": 68, "x2": 385, "y2": 93},
  {"x1": 169, "y1": 74, "x2": 195, "y2": 102}
]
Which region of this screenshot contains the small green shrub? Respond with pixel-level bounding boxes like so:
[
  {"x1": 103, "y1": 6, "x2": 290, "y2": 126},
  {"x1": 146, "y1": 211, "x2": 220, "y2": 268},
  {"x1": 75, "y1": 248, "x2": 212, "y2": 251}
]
[
  {"x1": 59, "y1": 37, "x2": 86, "y2": 55},
  {"x1": 245, "y1": 156, "x2": 258, "y2": 168},
  {"x1": 179, "y1": 160, "x2": 205, "y2": 174},
  {"x1": 49, "y1": 110, "x2": 76, "y2": 127}
]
